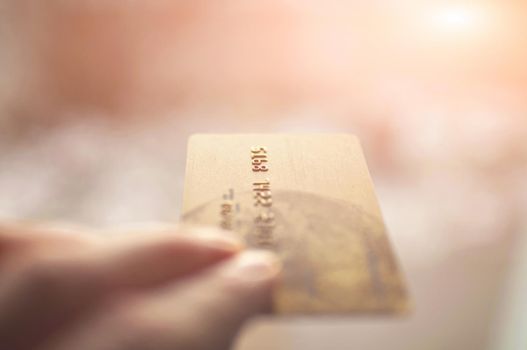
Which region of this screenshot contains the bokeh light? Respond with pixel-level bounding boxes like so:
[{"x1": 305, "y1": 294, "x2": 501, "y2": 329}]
[{"x1": 433, "y1": 5, "x2": 483, "y2": 32}]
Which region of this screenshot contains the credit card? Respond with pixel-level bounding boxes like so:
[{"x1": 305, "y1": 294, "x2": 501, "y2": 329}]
[{"x1": 181, "y1": 134, "x2": 409, "y2": 314}]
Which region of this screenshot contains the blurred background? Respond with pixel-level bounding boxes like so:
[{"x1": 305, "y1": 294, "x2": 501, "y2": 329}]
[{"x1": 0, "y1": 1, "x2": 526, "y2": 349}]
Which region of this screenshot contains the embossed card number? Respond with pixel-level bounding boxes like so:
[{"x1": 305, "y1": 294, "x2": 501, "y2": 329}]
[
  {"x1": 251, "y1": 147, "x2": 275, "y2": 247},
  {"x1": 251, "y1": 146, "x2": 268, "y2": 172}
]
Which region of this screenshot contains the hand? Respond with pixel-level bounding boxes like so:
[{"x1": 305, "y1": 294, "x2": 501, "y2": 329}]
[{"x1": 0, "y1": 223, "x2": 280, "y2": 350}]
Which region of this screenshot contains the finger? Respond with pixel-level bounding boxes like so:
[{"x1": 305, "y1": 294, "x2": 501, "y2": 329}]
[
  {"x1": 0, "y1": 222, "x2": 98, "y2": 244},
  {"x1": 99, "y1": 226, "x2": 244, "y2": 289},
  {"x1": 0, "y1": 222, "x2": 98, "y2": 262},
  {"x1": 0, "y1": 226, "x2": 242, "y2": 350},
  {"x1": 92, "y1": 250, "x2": 281, "y2": 350}
]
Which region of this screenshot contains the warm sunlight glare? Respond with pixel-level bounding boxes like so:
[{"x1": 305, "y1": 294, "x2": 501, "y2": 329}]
[{"x1": 432, "y1": 5, "x2": 487, "y2": 34}]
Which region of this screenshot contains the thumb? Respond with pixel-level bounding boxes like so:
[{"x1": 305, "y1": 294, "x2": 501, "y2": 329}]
[{"x1": 108, "y1": 250, "x2": 282, "y2": 350}]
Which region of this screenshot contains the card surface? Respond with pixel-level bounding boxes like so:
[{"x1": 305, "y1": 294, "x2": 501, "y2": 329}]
[{"x1": 181, "y1": 134, "x2": 408, "y2": 314}]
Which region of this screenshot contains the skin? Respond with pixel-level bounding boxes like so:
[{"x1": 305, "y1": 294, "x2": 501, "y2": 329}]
[{"x1": 0, "y1": 223, "x2": 281, "y2": 350}]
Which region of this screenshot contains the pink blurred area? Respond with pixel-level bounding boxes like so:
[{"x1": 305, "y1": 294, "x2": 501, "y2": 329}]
[{"x1": 0, "y1": 1, "x2": 526, "y2": 349}]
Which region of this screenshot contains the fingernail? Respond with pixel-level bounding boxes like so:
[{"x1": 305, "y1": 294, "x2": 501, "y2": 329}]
[
  {"x1": 225, "y1": 250, "x2": 282, "y2": 281},
  {"x1": 191, "y1": 228, "x2": 243, "y2": 251}
]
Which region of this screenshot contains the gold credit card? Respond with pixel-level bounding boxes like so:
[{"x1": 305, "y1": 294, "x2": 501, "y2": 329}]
[{"x1": 181, "y1": 134, "x2": 408, "y2": 314}]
